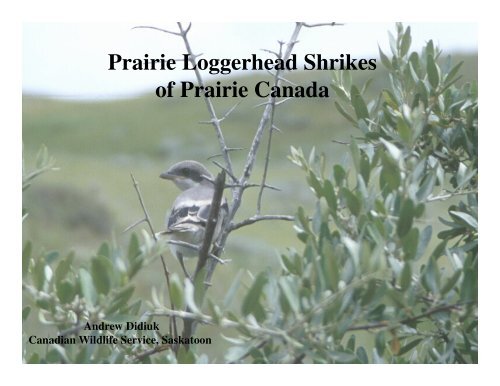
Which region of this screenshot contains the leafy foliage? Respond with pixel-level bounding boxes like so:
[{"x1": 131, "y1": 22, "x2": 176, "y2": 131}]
[
  {"x1": 22, "y1": 24, "x2": 477, "y2": 363},
  {"x1": 211, "y1": 23, "x2": 477, "y2": 363}
]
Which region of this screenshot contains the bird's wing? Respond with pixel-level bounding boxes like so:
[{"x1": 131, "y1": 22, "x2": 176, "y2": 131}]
[{"x1": 166, "y1": 186, "x2": 228, "y2": 233}]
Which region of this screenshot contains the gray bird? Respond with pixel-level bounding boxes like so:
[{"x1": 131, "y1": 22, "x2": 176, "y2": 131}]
[{"x1": 159, "y1": 160, "x2": 227, "y2": 278}]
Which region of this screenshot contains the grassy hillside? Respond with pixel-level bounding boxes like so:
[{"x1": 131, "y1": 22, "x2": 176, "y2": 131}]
[{"x1": 22, "y1": 52, "x2": 477, "y2": 360}]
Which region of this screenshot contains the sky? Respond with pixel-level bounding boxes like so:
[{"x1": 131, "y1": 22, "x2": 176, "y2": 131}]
[{"x1": 23, "y1": 22, "x2": 477, "y2": 100}]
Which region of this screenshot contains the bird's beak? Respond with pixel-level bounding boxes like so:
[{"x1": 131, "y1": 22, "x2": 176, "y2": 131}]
[{"x1": 160, "y1": 171, "x2": 175, "y2": 180}]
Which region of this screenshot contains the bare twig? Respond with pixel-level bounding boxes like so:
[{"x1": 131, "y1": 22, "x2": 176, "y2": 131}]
[
  {"x1": 207, "y1": 147, "x2": 245, "y2": 161},
  {"x1": 303, "y1": 22, "x2": 343, "y2": 28},
  {"x1": 133, "y1": 25, "x2": 182, "y2": 36},
  {"x1": 331, "y1": 139, "x2": 350, "y2": 145},
  {"x1": 133, "y1": 343, "x2": 172, "y2": 362},
  {"x1": 176, "y1": 22, "x2": 235, "y2": 178},
  {"x1": 211, "y1": 160, "x2": 238, "y2": 183},
  {"x1": 148, "y1": 309, "x2": 287, "y2": 338},
  {"x1": 426, "y1": 189, "x2": 478, "y2": 202},
  {"x1": 257, "y1": 41, "x2": 284, "y2": 214},
  {"x1": 123, "y1": 218, "x2": 147, "y2": 233},
  {"x1": 214, "y1": 23, "x2": 304, "y2": 258},
  {"x1": 181, "y1": 171, "x2": 226, "y2": 347},
  {"x1": 346, "y1": 301, "x2": 471, "y2": 332},
  {"x1": 166, "y1": 240, "x2": 225, "y2": 264},
  {"x1": 195, "y1": 171, "x2": 226, "y2": 276},
  {"x1": 230, "y1": 214, "x2": 295, "y2": 232},
  {"x1": 132, "y1": 22, "x2": 338, "y2": 355},
  {"x1": 199, "y1": 101, "x2": 242, "y2": 126},
  {"x1": 129, "y1": 173, "x2": 178, "y2": 340}
]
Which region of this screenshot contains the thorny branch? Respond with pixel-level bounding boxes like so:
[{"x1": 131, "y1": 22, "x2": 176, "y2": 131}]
[
  {"x1": 129, "y1": 174, "x2": 178, "y2": 340},
  {"x1": 130, "y1": 22, "x2": 339, "y2": 356},
  {"x1": 181, "y1": 171, "x2": 226, "y2": 347},
  {"x1": 212, "y1": 22, "x2": 305, "y2": 259},
  {"x1": 257, "y1": 41, "x2": 284, "y2": 214},
  {"x1": 176, "y1": 22, "x2": 235, "y2": 179},
  {"x1": 230, "y1": 214, "x2": 295, "y2": 232}
]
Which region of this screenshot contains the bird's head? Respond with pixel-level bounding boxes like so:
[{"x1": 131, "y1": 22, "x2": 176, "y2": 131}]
[{"x1": 160, "y1": 160, "x2": 213, "y2": 191}]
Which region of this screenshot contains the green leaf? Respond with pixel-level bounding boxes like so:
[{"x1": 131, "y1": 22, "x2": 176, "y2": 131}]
[
  {"x1": 207, "y1": 298, "x2": 222, "y2": 325},
  {"x1": 399, "y1": 262, "x2": 412, "y2": 291},
  {"x1": 105, "y1": 285, "x2": 135, "y2": 314},
  {"x1": 56, "y1": 280, "x2": 76, "y2": 303},
  {"x1": 450, "y1": 210, "x2": 478, "y2": 230},
  {"x1": 356, "y1": 347, "x2": 368, "y2": 363},
  {"x1": 35, "y1": 298, "x2": 51, "y2": 310},
  {"x1": 382, "y1": 89, "x2": 399, "y2": 109},
  {"x1": 23, "y1": 306, "x2": 31, "y2": 321},
  {"x1": 414, "y1": 203, "x2": 425, "y2": 218},
  {"x1": 342, "y1": 70, "x2": 353, "y2": 89},
  {"x1": 431, "y1": 240, "x2": 447, "y2": 260},
  {"x1": 97, "y1": 242, "x2": 110, "y2": 259},
  {"x1": 341, "y1": 188, "x2": 361, "y2": 216},
  {"x1": 321, "y1": 249, "x2": 339, "y2": 292},
  {"x1": 347, "y1": 335, "x2": 356, "y2": 352},
  {"x1": 379, "y1": 46, "x2": 392, "y2": 70},
  {"x1": 415, "y1": 225, "x2": 432, "y2": 260},
  {"x1": 398, "y1": 338, "x2": 423, "y2": 356},
  {"x1": 241, "y1": 272, "x2": 268, "y2": 321},
  {"x1": 297, "y1": 206, "x2": 312, "y2": 236},
  {"x1": 380, "y1": 138, "x2": 402, "y2": 161},
  {"x1": 224, "y1": 344, "x2": 253, "y2": 363},
  {"x1": 334, "y1": 101, "x2": 357, "y2": 125},
  {"x1": 91, "y1": 256, "x2": 113, "y2": 295},
  {"x1": 351, "y1": 85, "x2": 369, "y2": 120},
  {"x1": 55, "y1": 255, "x2": 72, "y2": 283},
  {"x1": 416, "y1": 80, "x2": 429, "y2": 106},
  {"x1": 331, "y1": 83, "x2": 351, "y2": 104},
  {"x1": 169, "y1": 276, "x2": 184, "y2": 310},
  {"x1": 193, "y1": 271, "x2": 206, "y2": 308},
  {"x1": 33, "y1": 256, "x2": 46, "y2": 290},
  {"x1": 45, "y1": 251, "x2": 59, "y2": 264},
  {"x1": 307, "y1": 170, "x2": 323, "y2": 197},
  {"x1": 350, "y1": 140, "x2": 361, "y2": 172},
  {"x1": 380, "y1": 160, "x2": 400, "y2": 191},
  {"x1": 184, "y1": 277, "x2": 200, "y2": 314},
  {"x1": 27, "y1": 352, "x2": 40, "y2": 364},
  {"x1": 397, "y1": 198, "x2": 415, "y2": 238},
  {"x1": 427, "y1": 54, "x2": 440, "y2": 89},
  {"x1": 177, "y1": 346, "x2": 196, "y2": 364},
  {"x1": 441, "y1": 270, "x2": 462, "y2": 296},
  {"x1": 422, "y1": 257, "x2": 440, "y2": 295},
  {"x1": 445, "y1": 61, "x2": 463, "y2": 84},
  {"x1": 425, "y1": 40, "x2": 435, "y2": 58},
  {"x1": 279, "y1": 277, "x2": 299, "y2": 315},
  {"x1": 333, "y1": 165, "x2": 346, "y2": 186},
  {"x1": 416, "y1": 173, "x2": 436, "y2": 201},
  {"x1": 127, "y1": 233, "x2": 141, "y2": 261},
  {"x1": 79, "y1": 268, "x2": 97, "y2": 306},
  {"x1": 322, "y1": 180, "x2": 337, "y2": 213},
  {"x1": 460, "y1": 268, "x2": 477, "y2": 303},
  {"x1": 22, "y1": 241, "x2": 32, "y2": 278},
  {"x1": 396, "y1": 116, "x2": 412, "y2": 145},
  {"x1": 375, "y1": 331, "x2": 386, "y2": 356},
  {"x1": 360, "y1": 152, "x2": 371, "y2": 185},
  {"x1": 223, "y1": 270, "x2": 244, "y2": 310},
  {"x1": 332, "y1": 350, "x2": 358, "y2": 363},
  {"x1": 400, "y1": 26, "x2": 412, "y2": 56}
]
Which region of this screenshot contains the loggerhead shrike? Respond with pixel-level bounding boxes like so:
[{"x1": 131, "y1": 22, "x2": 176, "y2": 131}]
[{"x1": 158, "y1": 160, "x2": 227, "y2": 278}]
